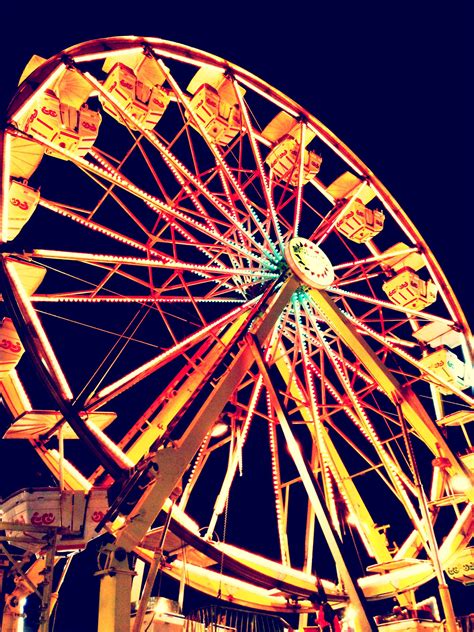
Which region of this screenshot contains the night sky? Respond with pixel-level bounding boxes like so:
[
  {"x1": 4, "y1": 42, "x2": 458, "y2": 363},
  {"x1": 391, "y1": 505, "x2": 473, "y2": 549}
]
[
  {"x1": 0, "y1": 1, "x2": 470, "y2": 629},
  {"x1": 1, "y1": 1, "x2": 470, "y2": 324}
]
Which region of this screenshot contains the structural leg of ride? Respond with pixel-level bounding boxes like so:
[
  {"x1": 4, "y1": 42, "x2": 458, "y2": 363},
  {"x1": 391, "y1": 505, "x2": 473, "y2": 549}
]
[
  {"x1": 97, "y1": 275, "x2": 304, "y2": 632},
  {"x1": 96, "y1": 273, "x2": 382, "y2": 632},
  {"x1": 307, "y1": 288, "x2": 463, "y2": 632}
]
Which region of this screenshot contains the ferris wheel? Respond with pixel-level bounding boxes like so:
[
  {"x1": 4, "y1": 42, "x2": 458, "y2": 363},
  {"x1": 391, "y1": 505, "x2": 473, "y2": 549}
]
[{"x1": 0, "y1": 37, "x2": 472, "y2": 632}]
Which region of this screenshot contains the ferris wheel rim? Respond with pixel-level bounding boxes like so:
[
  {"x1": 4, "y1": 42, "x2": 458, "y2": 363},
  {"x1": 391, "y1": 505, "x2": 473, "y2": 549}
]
[
  {"x1": 1, "y1": 35, "x2": 473, "y2": 616},
  {"x1": 7, "y1": 35, "x2": 472, "y2": 362}
]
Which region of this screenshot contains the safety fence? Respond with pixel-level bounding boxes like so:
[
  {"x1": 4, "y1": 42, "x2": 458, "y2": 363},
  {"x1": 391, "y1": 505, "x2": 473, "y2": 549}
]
[
  {"x1": 459, "y1": 615, "x2": 474, "y2": 632},
  {"x1": 185, "y1": 605, "x2": 292, "y2": 632}
]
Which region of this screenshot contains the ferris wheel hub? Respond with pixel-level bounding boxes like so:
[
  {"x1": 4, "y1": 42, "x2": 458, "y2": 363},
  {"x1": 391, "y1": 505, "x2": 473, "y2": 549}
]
[{"x1": 284, "y1": 237, "x2": 335, "y2": 289}]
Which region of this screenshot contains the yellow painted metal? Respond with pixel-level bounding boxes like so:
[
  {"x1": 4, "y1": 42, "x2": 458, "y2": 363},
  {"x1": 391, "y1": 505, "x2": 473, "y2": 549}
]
[
  {"x1": 99, "y1": 276, "x2": 298, "y2": 630},
  {"x1": 9, "y1": 260, "x2": 46, "y2": 296},
  {"x1": 55, "y1": 68, "x2": 93, "y2": 108},
  {"x1": 382, "y1": 242, "x2": 426, "y2": 272},
  {"x1": 96, "y1": 557, "x2": 136, "y2": 632},
  {"x1": 250, "y1": 338, "x2": 375, "y2": 632},
  {"x1": 1, "y1": 536, "x2": 59, "y2": 632},
  {"x1": 326, "y1": 171, "x2": 376, "y2": 205},
  {"x1": 303, "y1": 448, "x2": 317, "y2": 574},
  {"x1": 273, "y1": 347, "x2": 395, "y2": 566},
  {"x1": 1, "y1": 557, "x2": 46, "y2": 632},
  {"x1": 35, "y1": 448, "x2": 92, "y2": 491},
  {"x1": 158, "y1": 557, "x2": 338, "y2": 613},
  {"x1": 382, "y1": 269, "x2": 437, "y2": 311},
  {"x1": 335, "y1": 200, "x2": 384, "y2": 244},
  {"x1": 38, "y1": 533, "x2": 57, "y2": 632},
  {"x1": 445, "y1": 545, "x2": 474, "y2": 584},
  {"x1": 4, "y1": 410, "x2": 117, "y2": 440},
  {"x1": 308, "y1": 288, "x2": 474, "y2": 501},
  {"x1": 0, "y1": 370, "x2": 30, "y2": 418},
  {"x1": 6, "y1": 181, "x2": 40, "y2": 241},
  {"x1": 125, "y1": 309, "x2": 252, "y2": 464},
  {"x1": 270, "y1": 337, "x2": 415, "y2": 600},
  {"x1": 114, "y1": 276, "x2": 298, "y2": 551},
  {"x1": 0, "y1": 318, "x2": 24, "y2": 376},
  {"x1": 8, "y1": 135, "x2": 44, "y2": 181},
  {"x1": 420, "y1": 348, "x2": 467, "y2": 394},
  {"x1": 320, "y1": 426, "x2": 395, "y2": 559},
  {"x1": 18, "y1": 55, "x2": 47, "y2": 85},
  {"x1": 265, "y1": 135, "x2": 322, "y2": 186},
  {"x1": 139, "y1": 486, "x2": 472, "y2": 605}
]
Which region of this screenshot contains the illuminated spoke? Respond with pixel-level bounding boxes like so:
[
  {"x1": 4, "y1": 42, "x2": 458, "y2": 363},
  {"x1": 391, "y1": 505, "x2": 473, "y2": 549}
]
[{"x1": 2, "y1": 38, "x2": 471, "y2": 625}]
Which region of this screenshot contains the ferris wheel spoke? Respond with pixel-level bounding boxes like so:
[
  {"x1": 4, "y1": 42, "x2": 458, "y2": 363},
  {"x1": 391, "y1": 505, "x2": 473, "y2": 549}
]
[
  {"x1": 88, "y1": 138, "x2": 153, "y2": 219},
  {"x1": 328, "y1": 286, "x2": 456, "y2": 327},
  {"x1": 204, "y1": 375, "x2": 264, "y2": 540},
  {"x1": 1, "y1": 257, "x2": 132, "y2": 478},
  {"x1": 79, "y1": 68, "x2": 251, "y2": 220},
  {"x1": 333, "y1": 272, "x2": 382, "y2": 289},
  {"x1": 302, "y1": 357, "x2": 399, "y2": 498},
  {"x1": 209, "y1": 167, "x2": 269, "y2": 286},
  {"x1": 293, "y1": 123, "x2": 308, "y2": 239},
  {"x1": 38, "y1": 197, "x2": 168, "y2": 256},
  {"x1": 111, "y1": 328, "x2": 252, "y2": 469},
  {"x1": 156, "y1": 62, "x2": 273, "y2": 250},
  {"x1": 305, "y1": 289, "x2": 474, "y2": 510},
  {"x1": 2, "y1": 257, "x2": 73, "y2": 401},
  {"x1": 89, "y1": 57, "x2": 274, "y2": 259},
  {"x1": 24, "y1": 130, "x2": 242, "y2": 263},
  {"x1": 342, "y1": 310, "x2": 474, "y2": 408},
  {"x1": 28, "y1": 248, "x2": 274, "y2": 279},
  {"x1": 203, "y1": 321, "x2": 293, "y2": 545},
  {"x1": 293, "y1": 300, "x2": 322, "y2": 422},
  {"x1": 293, "y1": 302, "x2": 347, "y2": 543},
  {"x1": 266, "y1": 392, "x2": 291, "y2": 566},
  {"x1": 231, "y1": 79, "x2": 284, "y2": 249},
  {"x1": 313, "y1": 414, "x2": 395, "y2": 562},
  {"x1": 271, "y1": 326, "x2": 399, "y2": 562},
  {"x1": 84, "y1": 298, "x2": 259, "y2": 412},
  {"x1": 87, "y1": 272, "x2": 292, "y2": 416},
  {"x1": 290, "y1": 308, "x2": 379, "y2": 392},
  {"x1": 86, "y1": 150, "x2": 270, "y2": 266},
  {"x1": 247, "y1": 333, "x2": 374, "y2": 623},
  {"x1": 26, "y1": 253, "x2": 260, "y2": 311},
  {"x1": 139, "y1": 131, "x2": 271, "y2": 264},
  {"x1": 178, "y1": 429, "x2": 214, "y2": 511},
  {"x1": 333, "y1": 248, "x2": 419, "y2": 274},
  {"x1": 304, "y1": 358, "x2": 399, "y2": 496},
  {"x1": 300, "y1": 295, "x2": 436, "y2": 543},
  {"x1": 49, "y1": 66, "x2": 271, "y2": 269}
]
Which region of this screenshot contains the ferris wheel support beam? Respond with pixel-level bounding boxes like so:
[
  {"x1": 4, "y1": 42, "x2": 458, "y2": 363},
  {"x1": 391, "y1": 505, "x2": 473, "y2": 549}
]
[
  {"x1": 308, "y1": 288, "x2": 474, "y2": 502},
  {"x1": 124, "y1": 306, "x2": 254, "y2": 464},
  {"x1": 273, "y1": 346, "x2": 400, "y2": 566},
  {"x1": 398, "y1": 404, "x2": 459, "y2": 632},
  {"x1": 0, "y1": 131, "x2": 9, "y2": 243},
  {"x1": 96, "y1": 274, "x2": 298, "y2": 632},
  {"x1": 249, "y1": 335, "x2": 377, "y2": 632}
]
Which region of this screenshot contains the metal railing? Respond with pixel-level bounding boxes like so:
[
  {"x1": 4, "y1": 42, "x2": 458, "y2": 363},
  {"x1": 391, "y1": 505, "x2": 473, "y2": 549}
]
[
  {"x1": 185, "y1": 605, "x2": 292, "y2": 632},
  {"x1": 458, "y1": 615, "x2": 474, "y2": 632}
]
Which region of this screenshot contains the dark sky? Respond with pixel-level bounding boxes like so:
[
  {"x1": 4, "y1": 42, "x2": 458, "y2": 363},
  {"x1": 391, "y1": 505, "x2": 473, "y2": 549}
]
[
  {"x1": 0, "y1": 1, "x2": 471, "y2": 627},
  {"x1": 1, "y1": 0, "x2": 470, "y2": 322}
]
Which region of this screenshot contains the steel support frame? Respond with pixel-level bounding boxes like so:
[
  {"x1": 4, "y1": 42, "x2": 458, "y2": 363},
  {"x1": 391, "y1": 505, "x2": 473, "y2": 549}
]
[
  {"x1": 0, "y1": 525, "x2": 57, "y2": 632},
  {"x1": 308, "y1": 288, "x2": 465, "y2": 627},
  {"x1": 248, "y1": 334, "x2": 377, "y2": 632},
  {"x1": 308, "y1": 288, "x2": 474, "y2": 500},
  {"x1": 96, "y1": 274, "x2": 299, "y2": 631}
]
